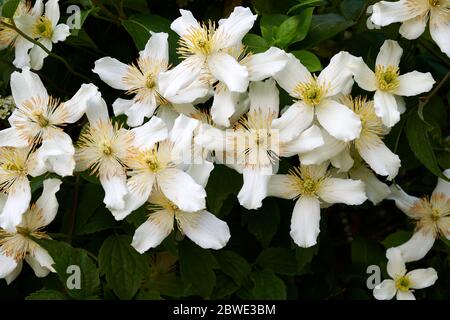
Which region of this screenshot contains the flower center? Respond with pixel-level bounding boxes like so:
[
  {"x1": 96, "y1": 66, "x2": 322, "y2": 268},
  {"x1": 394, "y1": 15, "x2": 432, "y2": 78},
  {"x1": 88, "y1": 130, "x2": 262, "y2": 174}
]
[
  {"x1": 32, "y1": 110, "x2": 49, "y2": 127},
  {"x1": 145, "y1": 73, "x2": 156, "y2": 89},
  {"x1": 34, "y1": 16, "x2": 53, "y2": 38},
  {"x1": 293, "y1": 78, "x2": 327, "y2": 106},
  {"x1": 428, "y1": 0, "x2": 439, "y2": 6},
  {"x1": 430, "y1": 207, "x2": 441, "y2": 221},
  {"x1": 144, "y1": 151, "x2": 162, "y2": 173},
  {"x1": 375, "y1": 65, "x2": 400, "y2": 91},
  {"x1": 287, "y1": 166, "x2": 325, "y2": 197},
  {"x1": 178, "y1": 22, "x2": 216, "y2": 58},
  {"x1": 100, "y1": 140, "x2": 113, "y2": 156},
  {"x1": 395, "y1": 276, "x2": 411, "y2": 292}
]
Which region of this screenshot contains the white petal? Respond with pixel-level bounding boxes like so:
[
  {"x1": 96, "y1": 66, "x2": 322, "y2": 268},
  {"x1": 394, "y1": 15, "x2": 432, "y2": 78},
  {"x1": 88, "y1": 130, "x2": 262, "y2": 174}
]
[
  {"x1": 351, "y1": 58, "x2": 377, "y2": 92},
  {"x1": 244, "y1": 47, "x2": 288, "y2": 81},
  {"x1": 373, "y1": 90, "x2": 400, "y2": 127},
  {"x1": 0, "y1": 177, "x2": 31, "y2": 231},
  {"x1": 290, "y1": 196, "x2": 321, "y2": 248},
  {"x1": 267, "y1": 175, "x2": 298, "y2": 199},
  {"x1": 34, "y1": 178, "x2": 62, "y2": 227},
  {"x1": 249, "y1": 78, "x2": 279, "y2": 115},
  {"x1": 64, "y1": 83, "x2": 100, "y2": 123},
  {"x1": 93, "y1": 57, "x2": 131, "y2": 90},
  {"x1": 28, "y1": 246, "x2": 55, "y2": 275},
  {"x1": 11, "y1": 67, "x2": 48, "y2": 107},
  {"x1": 158, "y1": 168, "x2": 206, "y2": 212},
  {"x1": 433, "y1": 169, "x2": 450, "y2": 197},
  {"x1": 318, "y1": 177, "x2": 367, "y2": 205},
  {"x1": 195, "y1": 124, "x2": 228, "y2": 152},
  {"x1": 395, "y1": 230, "x2": 436, "y2": 262},
  {"x1": 141, "y1": 32, "x2": 169, "y2": 65},
  {"x1": 178, "y1": 210, "x2": 230, "y2": 249},
  {"x1": 85, "y1": 91, "x2": 109, "y2": 125},
  {"x1": 357, "y1": 140, "x2": 400, "y2": 180},
  {"x1": 408, "y1": 268, "x2": 438, "y2": 289},
  {"x1": 208, "y1": 52, "x2": 248, "y2": 93},
  {"x1": 282, "y1": 124, "x2": 324, "y2": 156},
  {"x1": 316, "y1": 99, "x2": 361, "y2": 141},
  {"x1": 29, "y1": 38, "x2": 52, "y2": 70},
  {"x1": 51, "y1": 24, "x2": 70, "y2": 43},
  {"x1": 393, "y1": 71, "x2": 435, "y2": 96},
  {"x1": 167, "y1": 78, "x2": 210, "y2": 105},
  {"x1": 430, "y1": 9, "x2": 450, "y2": 57},
  {"x1": 158, "y1": 56, "x2": 202, "y2": 98},
  {"x1": 376, "y1": 40, "x2": 403, "y2": 68},
  {"x1": 131, "y1": 211, "x2": 174, "y2": 253},
  {"x1": 273, "y1": 53, "x2": 311, "y2": 97},
  {"x1": 100, "y1": 174, "x2": 128, "y2": 211},
  {"x1": 211, "y1": 87, "x2": 239, "y2": 127},
  {"x1": 124, "y1": 99, "x2": 157, "y2": 127},
  {"x1": 387, "y1": 184, "x2": 420, "y2": 217},
  {"x1": 396, "y1": 290, "x2": 415, "y2": 300},
  {"x1": 0, "y1": 128, "x2": 29, "y2": 148},
  {"x1": 4, "y1": 261, "x2": 22, "y2": 284},
  {"x1": 12, "y1": 36, "x2": 33, "y2": 69},
  {"x1": 170, "y1": 114, "x2": 199, "y2": 156},
  {"x1": 186, "y1": 161, "x2": 214, "y2": 188},
  {"x1": 271, "y1": 102, "x2": 314, "y2": 141},
  {"x1": 350, "y1": 166, "x2": 390, "y2": 205},
  {"x1": 373, "y1": 279, "x2": 397, "y2": 300},
  {"x1": 35, "y1": 132, "x2": 75, "y2": 176},
  {"x1": 216, "y1": 6, "x2": 257, "y2": 48},
  {"x1": 237, "y1": 167, "x2": 271, "y2": 210},
  {"x1": 45, "y1": 0, "x2": 60, "y2": 26},
  {"x1": 371, "y1": 1, "x2": 423, "y2": 27},
  {"x1": 330, "y1": 148, "x2": 354, "y2": 172},
  {"x1": 386, "y1": 247, "x2": 406, "y2": 279},
  {"x1": 130, "y1": 116, "x2": 168, "y2": 149},
  {"x1": 299, "y1": 128, "x2": 348, "y2": 165},
  {"x1": 399, "y1": 14, "x2": 428, "y2": 39},
  {"x1": 170, "y1": 9, "x2": 200, "y2": 37},
  {"x1": 112, "y1": 98, "x2": 134, "y2": 116},
  {"x1": 318, "y1": 51, "x2": 355, "y2": 97},
  {"x1": 0, "y1": 253, "x2": 19, "y2": 280}
]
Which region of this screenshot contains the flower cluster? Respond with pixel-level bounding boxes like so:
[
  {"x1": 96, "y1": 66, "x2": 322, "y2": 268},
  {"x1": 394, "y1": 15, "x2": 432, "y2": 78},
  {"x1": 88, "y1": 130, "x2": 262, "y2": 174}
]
[{"x1": 0, "y1": 2, "x2": 447, "y2": 299}]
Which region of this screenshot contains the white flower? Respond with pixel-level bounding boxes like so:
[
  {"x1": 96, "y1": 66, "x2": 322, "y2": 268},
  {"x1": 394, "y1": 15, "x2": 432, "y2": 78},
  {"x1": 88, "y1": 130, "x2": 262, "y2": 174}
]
[
  {"x1": 0, "y1": 67, "x2": 98, "y2": 176},
  {"x1": 109, "y1": 114, "x2": 207, "y2": 220},
  {"x1": 351, "y1": 40, "x2": 435, "y2": 127},
  {"x1": 27, "y1": 0, "x2": 70, "y2": 70},
  {"x1": 273, "y1": 51, "x2": 362, "y2": 141},
  {"x1": 299, "y1": 96, "x2": 401, "y2": 180},
  {"x1": 93, "y1": 32, "x2": 203, "y2": 127},
  {"x1": 349, "y1": 165, "x2": 391, "y2": 205},
  {"x1": 267, "y1": 163, "x2": 367, "y2": 247},
  {"x1": 196, "y1": 79, "x2": 324, "y2": 209},
  {"x1": 373, "y1": 247, "x2": 438, "y2": 300},
  {"x1": 370, "y1": 0, "x2": 450, "y2": 57},
  {"x1": 131, "y1": 189, "x2": 230, "y2": 253},
  {"x1": 75, "y1": 93, "x2": 135, "y2": 213},
  {"x1": 0, "y1": 178, "x2": 61, "y2": 284},
  {"x1": 0, "y1": 146, "x2": 43, "y2": 230},
  {"x1": 387, "y1": 169, "x2": 449, "y2": 262},
  {"x1": 158, "y1": 7, "x2": 257, "y2": 99}
]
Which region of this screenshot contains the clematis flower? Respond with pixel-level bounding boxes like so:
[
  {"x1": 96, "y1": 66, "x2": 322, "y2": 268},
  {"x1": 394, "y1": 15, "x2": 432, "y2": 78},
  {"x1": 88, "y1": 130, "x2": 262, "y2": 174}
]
[
  {"x1": 75, "y1": 93, "x2": 136, "y2": 213},
  {"x1": 370, "y1": 0, "x2": 450, "y2": 57},
  {"x1": 27, "y1": 0, "x2": 70, "y2": 70},
  {"x1": 387, "y1": 169, "x2": 449, "y2": 262},
  {"x1": 273, "y1": 51, "x2": 362, "y2": 141},
  {"x1": 0, "y1": 178, "x2": 61, "y2": 284},
  {"x1": 351, "y1": 40, "x2": 435, "y2": 127},
  {"x1": 110, "y1": 114, "x2": 207, "y2": 220},
  {"x1": 373, "y1": 247, "x2": 438, "y2": 300},
  {"x1": 93, "y1": 32, "x2": 204, "y2": 127},
  {"x1": 267, "y1": 163, "x2": 367, "y2": 247},
  {"x1": 348, "y1": 164, "x2": 391, "y2": 205},
  {"x1": 158, "y1": 7, "x2": 257, "y2": 99},
  {"x1": 299, "y1": 96, "x2": 401, "y2": 180},
  {"x1": 131, "y1": 189, "x2": 230, "y2": 253},
  {"x1": 0, "y1": 146, "x2": 44, "y2": 230},
  {"x1": 0, "y1": 67, "x2": 98, "y2": 176},
  {"x1": 196, "y1": 79, "x2": 324, "y2": 209}
]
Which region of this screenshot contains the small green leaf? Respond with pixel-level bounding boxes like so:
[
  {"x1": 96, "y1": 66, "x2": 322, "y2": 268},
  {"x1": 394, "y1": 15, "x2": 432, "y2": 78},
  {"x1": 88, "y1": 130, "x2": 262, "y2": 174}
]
[
  {"x1": 382, "y1": 230, "x2": 413, "y2": 248},
  {"x1": 260, "y1": 14, "x2": 286, "y2": 43},
  {"x1": 243, "y1": 34, "x2": 269, "y2": 53},
  {"x1": 1, "y1": 0, "x2": 20, "y2": 18},
  {"x1": 351, "y1": 237, "x2": 384, "y2": 266},
  {"x1": 214, "y1": 250, "x2": 251, "y2": 285},
  {"x1": 25, "y1": 289, "x2": 66, "y2": 300},
  {"x1": 340, "y1": 0, "x2": 366, "y2": 20},
  {"x1": 295, "y1": 245, "x2": 318, "y2": 271},
  {"x1": 178, "y1": 240, "x2": 218, "y2": 298},
  {"x1": 274, "y1": 8, "x2": 314, "y2": 48},
  {"x1": 287, "y1": 0, "x2": 325, "y2": 15},
  {"x1": 291, "y1": 50, "x2": 322, "y2": 72},
  {"x1": 257, "y1": 248, "x2": 298, "y2": 275},
  {"x1": 250, "y1": 269, "x2": 286, "y2": 300},
  {"x1": 98, "y1": 235, "x2": 150, "y2": 300}
]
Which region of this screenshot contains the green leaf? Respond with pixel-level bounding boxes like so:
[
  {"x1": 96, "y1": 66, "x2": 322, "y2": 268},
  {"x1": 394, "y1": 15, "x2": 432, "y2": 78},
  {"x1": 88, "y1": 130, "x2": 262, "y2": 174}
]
[
  {"x1": 178, "y1": 240, "x2": 218, "y2": 297},
  {"x1": 287, "y1": 0, "x2": 325, "y2": 15},
  {"x1": 25, "y1": 289, "x2": 66, "y2": 300},
  {"x1": 150, "y1": 273, "x2": 186, "y2": 298},
  {"x1": 406, "y1": 110, "x2": 448, "y2": 180},
  {"x1": 340, "y1": 0, "x2": 366, "y2": 20},
  {"x1": 274, "y1": 8, "x2": 314, "y2": 48},
  {"x1": 1, "y1": 0, "x2": 20, "y2": 18},
  {"x1": 257, "y1": 248, "x2": 298, "y2": 275},
  {"x1": 122, "y1": 14, "x2": 179, "y2": 63},
  {"x1": 382, "y1": 230, "x2": 413, "y2": 248},
  {"x1": 98, "y1": 235, "x2": 150, "y2": 300},
  {"x1": 260, "y1": 14, "x2": 286, "y2": 43},
  {"x1": 242, "y1": 198, "x2": 280, "y2": 247},
  {"x1": 212, "y1": 272, "x2": 240, "y2": 299},
  {"x1": 214, "y1": 250, "x2": 251, "y2": 285},
  {"x1": 295, "y1": 245, "x2": 318, "y2": 271},
  {"x1": 243, "y1": 34, "x2": 269, "y2": 53},
  {"x1": 291, "y1": 50, "x2": 322, "y2": 72},
  {"x1": 250, "y1": 269, "x2": 286, "y2": 299},
  {"x1": 36, "y1": 239, "x2": 100, "y2": 300},
  {"x1": 351, "y1": 237, "x2": 384, "y2": 266},
  {"x1": 300, "y1": 13, "x2": 355, "y2": 47}
]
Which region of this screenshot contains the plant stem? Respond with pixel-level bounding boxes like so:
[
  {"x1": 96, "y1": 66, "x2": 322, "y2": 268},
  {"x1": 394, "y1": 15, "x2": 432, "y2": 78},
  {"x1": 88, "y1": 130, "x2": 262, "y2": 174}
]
[
  {"x1": 0, "y1": 21, "x2": 91, "y2": 82},
  {"x1": 417, "y1": 69, "x2": 450, "y2": 118}
]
